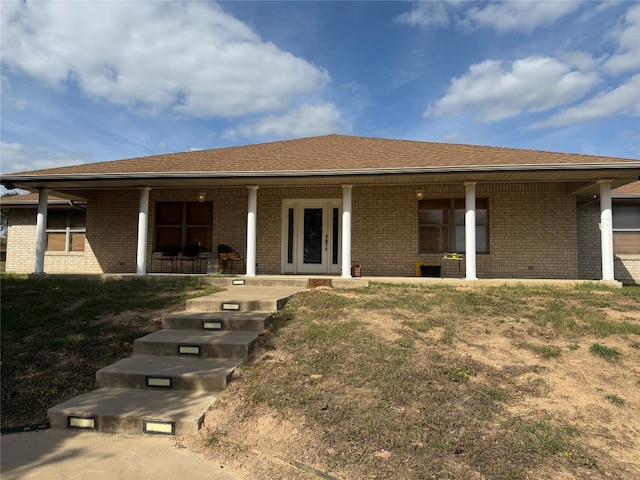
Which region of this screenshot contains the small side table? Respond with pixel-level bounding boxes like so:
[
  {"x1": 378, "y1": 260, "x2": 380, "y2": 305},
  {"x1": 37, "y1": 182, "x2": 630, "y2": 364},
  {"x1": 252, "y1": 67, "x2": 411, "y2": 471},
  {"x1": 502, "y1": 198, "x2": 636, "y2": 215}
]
[{"x1": 442, "y1": 253, "x2": 464, "y2": 279}]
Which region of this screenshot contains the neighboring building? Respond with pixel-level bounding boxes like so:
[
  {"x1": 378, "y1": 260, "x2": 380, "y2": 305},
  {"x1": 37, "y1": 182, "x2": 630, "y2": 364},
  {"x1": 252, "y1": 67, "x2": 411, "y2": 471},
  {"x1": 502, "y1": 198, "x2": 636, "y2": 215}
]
[
  {"x1": 578, "y1": 181, "x2": 640, "y2": 284},
  {"x1": 1, "y1": 193, "x2": 92, "y2": 273},
  {"x1": 1, "y1": 134, "x2": 639, "y2": 282}
]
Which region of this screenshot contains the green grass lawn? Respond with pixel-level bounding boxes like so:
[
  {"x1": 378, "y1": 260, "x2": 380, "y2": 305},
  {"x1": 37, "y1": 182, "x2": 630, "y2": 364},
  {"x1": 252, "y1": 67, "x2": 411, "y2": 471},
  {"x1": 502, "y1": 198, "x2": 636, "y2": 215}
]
[
  {"x1": 0, "y1": 274, "x2": 221, "y2": 427},
  {"x1": 2, "y1": 276, "x2": 639, "y2": 479}
]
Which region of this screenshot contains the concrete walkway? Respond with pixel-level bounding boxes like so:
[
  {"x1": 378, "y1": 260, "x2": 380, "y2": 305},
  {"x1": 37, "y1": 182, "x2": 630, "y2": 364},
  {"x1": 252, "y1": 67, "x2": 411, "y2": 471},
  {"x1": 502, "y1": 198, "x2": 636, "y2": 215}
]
[{"x1": 1, "y1": 429, "x2": 234, "y2": 480}]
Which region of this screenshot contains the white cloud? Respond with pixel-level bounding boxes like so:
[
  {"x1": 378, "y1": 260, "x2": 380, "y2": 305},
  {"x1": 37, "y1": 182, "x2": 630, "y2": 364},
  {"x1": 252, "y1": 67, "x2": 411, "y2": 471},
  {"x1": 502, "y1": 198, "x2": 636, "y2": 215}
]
[
  {"x1": 603, "y1": 4, "x2": 640, "y2": 75},
  {"x1": 529, "y1": 74, "x2": 640, "y2": 129},
  {"x1": 0, "y1": 142, "x2": 91, "y2": 175},
  {"x1": 425, "y1": 57, "x2": 599, "y2": 121},
  {"x1": 397, "y1": 1, "x2": 581, "y2": 33},
  {"x1": 558, "y1": 51, "x2": 602, "y2": 72},
  {"x1": 223, "y1": 103, "x2": 344, "y2": 140},
  {"x1": 396, "y1": 2, "x2": 451, "y2": 28},
  {"x1": 464, "y1": 1, "x2": 582, "y2": 34},
  {"x1": 0, "y1": 1, "x2": 329, "y2": 118}
]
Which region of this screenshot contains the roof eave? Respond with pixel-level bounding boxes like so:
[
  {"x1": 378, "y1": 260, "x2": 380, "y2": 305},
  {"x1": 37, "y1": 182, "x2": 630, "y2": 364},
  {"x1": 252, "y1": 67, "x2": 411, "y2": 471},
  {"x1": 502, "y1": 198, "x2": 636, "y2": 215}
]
[{"x1": 3, "y1": 161, "x2": 640, "y2": 184}]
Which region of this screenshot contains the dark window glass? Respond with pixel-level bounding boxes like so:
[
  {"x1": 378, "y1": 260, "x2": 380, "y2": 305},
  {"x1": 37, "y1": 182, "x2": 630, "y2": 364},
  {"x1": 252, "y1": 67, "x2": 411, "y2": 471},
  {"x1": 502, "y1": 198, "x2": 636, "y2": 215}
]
[
  {"x1": 332, "y1": 208, "x2": 339, "y2": 265},
  {"x1": 287, "y1": 208, "x2": 294, "y2": 264},
  {"x1": 155, "y1": 201, "x2": 213, "y2": 250},
  {"x1": 303, "y1": 208, "x2": 323, "y2": 264},
  {"x1": 419, "y1": 198, "x2": 489, "y2": 253}
]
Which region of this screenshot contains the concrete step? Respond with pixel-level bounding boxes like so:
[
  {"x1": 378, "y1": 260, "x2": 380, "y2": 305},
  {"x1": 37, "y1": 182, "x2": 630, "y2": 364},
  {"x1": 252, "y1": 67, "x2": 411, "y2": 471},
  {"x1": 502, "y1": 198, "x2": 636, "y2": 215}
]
[
  {"x1": 185, "y1": 285, "x2": 303, "y2": 312},
  {"x1": 133, "y1": 329, "x2": 259, "y2": 359},
  {"x1": 48, "y1": 388, "x2": 214, "y2": 436},
  {"x1": 163, "y1": 311, "x2": 272, "y2": 332},
  {"x1": 96, "y1": 355, "x2": 241, "y2": 391}
]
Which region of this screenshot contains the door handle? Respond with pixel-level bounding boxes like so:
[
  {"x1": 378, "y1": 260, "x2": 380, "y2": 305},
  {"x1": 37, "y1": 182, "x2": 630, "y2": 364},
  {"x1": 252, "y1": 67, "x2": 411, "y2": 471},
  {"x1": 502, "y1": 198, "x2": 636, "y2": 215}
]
[{"x1": 325, "y1": 234, "x2": 328, "y2": 251}]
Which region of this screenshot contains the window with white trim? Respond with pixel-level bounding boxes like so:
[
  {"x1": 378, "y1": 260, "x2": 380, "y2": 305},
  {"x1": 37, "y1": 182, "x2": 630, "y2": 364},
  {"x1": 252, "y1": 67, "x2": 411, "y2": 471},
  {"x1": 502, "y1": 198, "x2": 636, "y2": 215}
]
[
  {"x1": 419, "y1": 198, "x2": 489, "y2": 253},
  {"x1": 155, "y1": 201, "x2": 213, "y2": 250},
  {"x1": 46, "y1": 210, "x2": 86, "y2": 252},
  {"x1": 613, "y1": 200, "x2": 640, "y2": 255}
]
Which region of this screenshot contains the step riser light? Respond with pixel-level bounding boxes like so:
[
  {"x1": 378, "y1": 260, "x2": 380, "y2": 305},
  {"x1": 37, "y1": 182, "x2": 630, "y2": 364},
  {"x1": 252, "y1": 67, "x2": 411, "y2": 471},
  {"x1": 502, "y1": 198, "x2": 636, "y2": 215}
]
[
  {"x1": 67, "y1": 416, "x2": 97, "y2": 430},
  {"x1": 221, "y1": 302, "x2": 241, "y2": 311},
  {"x1": 203, "y1": 321, "x2": 224, "y2": 330},
  {"x1": 143, "y1": 420, "x2": 175, "y2": 435},
  {"x1": 146, "y1": 376, "x2": 173, "y2": 388},
  {"x1": 178, "y1": 345, "x2": 201, "y2": 355}
]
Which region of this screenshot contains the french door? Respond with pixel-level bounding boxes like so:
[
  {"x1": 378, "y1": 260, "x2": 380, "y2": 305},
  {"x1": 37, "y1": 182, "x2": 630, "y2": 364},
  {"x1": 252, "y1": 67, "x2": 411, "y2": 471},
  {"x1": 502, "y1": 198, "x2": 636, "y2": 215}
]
[{"x1": 282, "y1": 199, "x2": 341, "y2": 274}]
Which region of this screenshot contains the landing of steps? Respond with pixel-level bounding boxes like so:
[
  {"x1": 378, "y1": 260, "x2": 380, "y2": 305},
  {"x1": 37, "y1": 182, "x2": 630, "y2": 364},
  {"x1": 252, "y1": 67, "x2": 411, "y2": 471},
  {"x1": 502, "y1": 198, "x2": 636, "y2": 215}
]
[
  {"x1": 47, "y1": 282, "x2": 306, "y2": 436},
  {"x1": 186, "y1": 285, "x2": 306, "y2": 312},
  {"x1": 201, "y1": 275, "x2": 368, "y2": 289}
]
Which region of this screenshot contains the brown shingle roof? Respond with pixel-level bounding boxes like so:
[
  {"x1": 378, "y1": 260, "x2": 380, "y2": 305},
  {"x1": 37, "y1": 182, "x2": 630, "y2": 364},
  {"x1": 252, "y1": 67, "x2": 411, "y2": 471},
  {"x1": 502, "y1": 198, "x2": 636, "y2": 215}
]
[
  {"x1": 7, "y1": 135, "x2": 639, "y2": 177},
  {"x1": 613, "y1": 180, "x2": 640, "y2": 196},
  {"x1": 0, "y1": 193, "x2": 72, "y2": 206}
]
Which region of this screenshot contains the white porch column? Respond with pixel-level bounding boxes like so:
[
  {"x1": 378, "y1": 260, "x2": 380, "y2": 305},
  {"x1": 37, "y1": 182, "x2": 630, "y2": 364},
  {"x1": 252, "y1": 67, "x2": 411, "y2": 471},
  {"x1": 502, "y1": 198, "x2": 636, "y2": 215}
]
[
  {"x1": 34, "y1": 188, "x2": 49, "y2": 274},
  {"x1": 464, "y1": 182, "x2": 478, "y2": 280},
  {"x1": 136, "y1": 187, "x2": 151, "y2": 276},
  {"x1": 599, "y1": 180, "x2": 615, "y2": 281},
  {"x1": 246, "y1": 185, "x2": 259, "y2": 276},
  {"x1": 341, "y1": 185, "x2": 353, "y2": 278}
]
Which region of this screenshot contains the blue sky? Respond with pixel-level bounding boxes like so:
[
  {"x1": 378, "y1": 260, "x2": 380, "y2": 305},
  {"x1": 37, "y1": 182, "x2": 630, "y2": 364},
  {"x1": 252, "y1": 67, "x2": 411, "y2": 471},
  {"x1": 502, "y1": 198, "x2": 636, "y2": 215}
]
[{"x1": 1, "y1": 0, "x2": 639, "y2": 180}]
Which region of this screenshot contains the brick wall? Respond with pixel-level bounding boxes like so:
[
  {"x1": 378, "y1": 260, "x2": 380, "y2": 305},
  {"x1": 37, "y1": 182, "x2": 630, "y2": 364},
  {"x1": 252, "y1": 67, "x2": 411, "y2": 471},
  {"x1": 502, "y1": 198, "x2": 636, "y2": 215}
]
[
  {"x1": 483, "y1": 183, "x2": 578, "y2": 279},
  {"x1": 5, "y1": 208, "x2": 101, "y2": 274},
  {"x1": 5, "y1": 210, "x2": 37, "y2": 273},
  {"x1": 577, "y1": 202, "x2": 601, "y2": 280},
  {"x1": 88, "y1": 190, "x2": 139, "y2": 273}
]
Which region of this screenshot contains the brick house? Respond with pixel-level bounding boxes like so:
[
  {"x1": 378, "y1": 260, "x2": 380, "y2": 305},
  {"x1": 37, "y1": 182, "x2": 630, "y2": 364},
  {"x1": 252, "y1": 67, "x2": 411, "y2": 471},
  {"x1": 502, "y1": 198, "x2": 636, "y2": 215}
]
[{"x1": 1, "y1": 135, "x2": 639, "y2": 282}]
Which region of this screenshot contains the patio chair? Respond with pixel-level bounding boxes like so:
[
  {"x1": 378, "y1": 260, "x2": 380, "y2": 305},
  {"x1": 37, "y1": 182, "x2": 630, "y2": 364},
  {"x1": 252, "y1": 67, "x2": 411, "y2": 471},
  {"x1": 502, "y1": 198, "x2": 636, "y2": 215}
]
[
  {"x1": 151, "y1": 244, "x2": 181, "y2": 273},
  {"x1": 217, "y1": 244, "x2": 244, "y2": 274},
  {"x1": 180, "y1": 244, "x2": 201, "y2": 273}
]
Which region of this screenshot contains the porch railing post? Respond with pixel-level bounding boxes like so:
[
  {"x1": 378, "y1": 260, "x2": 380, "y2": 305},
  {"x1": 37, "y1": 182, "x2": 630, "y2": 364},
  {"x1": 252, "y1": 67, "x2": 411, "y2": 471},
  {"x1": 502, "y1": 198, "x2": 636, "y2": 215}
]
[
  {"x1": 246, "y1": 185, "x2": 259, "y2": 276},
  {"x1": 599, "y1": 180, "x2": 615, "y2": 281},
  {"x1": 136, "y1": 187, "x2": 151, "y2": 276},
  {"x1": 341, "y1": 185, "x2": 352, "y2": 278},
  {"x1": 464, "y1": 182, "x2": 478, "y2": 280},
  {"x1": 34, "y1": 188, "x2": 48, "y2": 274}
]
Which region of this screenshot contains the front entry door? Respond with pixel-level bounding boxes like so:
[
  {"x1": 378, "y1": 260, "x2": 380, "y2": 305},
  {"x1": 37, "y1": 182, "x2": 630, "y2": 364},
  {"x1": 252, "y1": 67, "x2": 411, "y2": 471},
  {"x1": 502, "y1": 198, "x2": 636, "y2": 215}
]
[
  {"x1": 282, "y1": 200, "x2": 341, "y2": 274},
  {"x1": 301, "y1": 207, "x2": 325, "y2": 271}
]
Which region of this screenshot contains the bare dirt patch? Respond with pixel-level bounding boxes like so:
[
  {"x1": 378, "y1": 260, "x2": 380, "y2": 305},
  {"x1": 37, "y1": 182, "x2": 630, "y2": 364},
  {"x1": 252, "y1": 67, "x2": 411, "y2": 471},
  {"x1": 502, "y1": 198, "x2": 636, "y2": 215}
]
[{"x1": 180, "y1": 284, "x2": 640, "y2": 480}]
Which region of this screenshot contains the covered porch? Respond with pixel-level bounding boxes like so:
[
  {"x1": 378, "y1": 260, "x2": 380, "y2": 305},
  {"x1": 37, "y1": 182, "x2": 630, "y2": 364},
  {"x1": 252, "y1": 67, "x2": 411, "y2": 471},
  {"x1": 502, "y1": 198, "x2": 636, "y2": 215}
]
[{"x1": 26, "y1": 177, "x2": 623, "y2": 283}]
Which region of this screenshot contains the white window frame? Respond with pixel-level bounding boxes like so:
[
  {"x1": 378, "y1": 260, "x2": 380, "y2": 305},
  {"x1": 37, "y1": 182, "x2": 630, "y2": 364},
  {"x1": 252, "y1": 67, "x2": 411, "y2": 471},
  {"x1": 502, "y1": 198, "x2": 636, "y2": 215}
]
[
  {"x1": 612, "y1": 200, "x2": 640, "y2": 256},
  {"x1": 418, "y1": 198, "x2": 489, "y2": 254},
  {"x1": 46, "y1": 210, "x2": 86, "y2": 253}
]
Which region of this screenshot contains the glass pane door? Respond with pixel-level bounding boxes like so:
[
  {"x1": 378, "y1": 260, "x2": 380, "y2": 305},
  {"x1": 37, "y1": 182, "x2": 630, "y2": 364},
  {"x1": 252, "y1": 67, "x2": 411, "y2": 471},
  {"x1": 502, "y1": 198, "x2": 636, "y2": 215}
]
[
  {"x1": 283, "y1": 199, "x2": 341, "y2": 274},
  {"x1": 303, "y1": 208, "x2": 323, "y2": 264}
]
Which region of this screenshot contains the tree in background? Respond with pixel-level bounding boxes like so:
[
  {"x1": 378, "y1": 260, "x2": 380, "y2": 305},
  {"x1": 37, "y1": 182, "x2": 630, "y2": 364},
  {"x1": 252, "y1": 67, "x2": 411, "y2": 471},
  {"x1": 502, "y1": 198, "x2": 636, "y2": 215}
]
[{"x1": 1, "y1": 191, "x2": 19, "y2": 237}]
